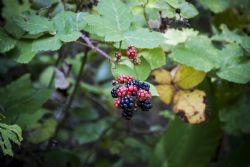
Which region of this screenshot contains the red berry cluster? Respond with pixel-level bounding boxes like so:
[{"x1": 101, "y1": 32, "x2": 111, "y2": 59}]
[
  {"x1": 114, "y1": 45, "x2": 140, "y2": 65},
  {"x1": 126, "y1": 45, "x2": 137, "y2": 59},
  {"x1": 111, "y1": 75, "x2": 152, "y2": 120}
]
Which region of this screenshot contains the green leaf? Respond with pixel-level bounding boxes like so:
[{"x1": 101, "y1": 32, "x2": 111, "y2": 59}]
[
  {"x1": 140, "y1": 48, "x2": 166, "y2": 69},
  {"x1": 28, "y1": 118, "x2": 57, "y2": 144},
  {"x1": 212, "y1": 24, "x2": 250, "y2": 53},
  {"x1": 216, "y1": 43, "x2": 250, "y2": 84},
  {"x1": 0, "y1": 74, "x2": 52, "y2": 123},
  {"x1": 44, "y1": 149, "x2": 81, "y2": 167},
  {"x1": 0, "y1": 29, "x2": 16, "y2": 53},
  {"x1": 16, "y1": 109, "x2": 46, "y2": 130},
  {"x1": 0, "y1": 123, "x2": 22, "y2": 156},
  {"x1": 52, "y1": 11, "x2": 87, "y2": 34},
  {"x1": 112, "y1": 64, "x2": 136, "y2": 79},
  {"x1": 212, "y1": 24, "x2": 242, "y2": 44},
  {"x1": 2, "y1": 0, "x2": 30, "y2": 20},
  {"x1": 85, "y1": 15, "x2": 124, "y2": 42},
  {"x1": 169, "y1": 35, "x2": 220, "y2": 72},
  {"x1": 149, "y1": 117, "x2": 221, "y2": 167},
  {"x1": 124, "y1": 29, "x2": 164, "y2": 48},
  {"x1": 158, "y1": 0, "x2": 198, "y2": 19},
  {"x1": 163, "y1": 28, "x2": 198, "y2": 46},
  {"x1": 74, "y1": 120, "x2": 108, "y2": 144},
  {"x1": 179, "y1": 2, "x2": 199, "y2": 18},
  {"x1": 219, "y1": 96, "x2": 250, "y2": 135},
  {"x1": 112, "y1": 58, "x2": 151, "y2": 81},
  {"x1": 97, "y1": 0, "x2": 133, "y2": 31},
  {"x1": 199, "y1": 0, "x2": 229, "y2": 13},
  {"x1": 32, "y1": 36, "x2": 62, "y2": 52},
  {"x1": 174, "y1": 65, "x2": 206, "y2": 89},
  {"x1": 209, "y1": 142, "x2": 250, "y2": 167},
  {"x1": 12, "y1": 40, "x2": 37, "y2": 63},
  {"x1": 57, "y1": 32, "x2": 82, "y2": 43},
  {"x1": 133, "y1": 57, "x2": 151, "y2": 80},
  {"x1": 13, "y1": 12, "x2": 55, "y2": 35},
  {"x1": 4, "y1": 21, "x2": 25, "y2": 39},
  {"x1": 85, "y1": 0, "x2": 133, "y2": 42},
  {"x1": 146, "y1": 82, "x2": 159, "y2": 96}
]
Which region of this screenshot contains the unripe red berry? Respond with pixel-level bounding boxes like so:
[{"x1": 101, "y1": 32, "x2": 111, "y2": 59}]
[
  {"x1": 126, "y1": 45, "x2": 137, "y2": 59},
  {"x1": 114, "y1": 98, "x2": 120, "y2": 108},
  {"x1": 115, "y1": 52, "x2": 122, "y2": 62},
  {"x1": 137, "y1": 89, "x2": 151, "y2": 101}
]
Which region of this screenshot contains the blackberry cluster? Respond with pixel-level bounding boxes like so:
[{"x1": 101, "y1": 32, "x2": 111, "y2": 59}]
[{"x1": 111, "y1": 75, "x2": 153, "y2": 120}]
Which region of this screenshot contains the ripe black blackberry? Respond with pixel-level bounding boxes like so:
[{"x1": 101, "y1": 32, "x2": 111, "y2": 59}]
[
  {"x1": 175, "y1": 8, "x2": 181, "y2": 14},
  {"x1": 119, "y1": 96, "x2": 135, "y2": 110},
  {"x1": 138, "y1": 81, "x2": 150, "y2": 91},
  {"x1": 137, "y1": 99, "x2": 152, "y2": 111},
  {"x1": 121, "y1": 109, "x2": 133, "y2": 120},
  {"x1": 111, "y1": 86, "x2": 119, "y2": 98},
  {"x1": 127, "y1": 80, "x2": 140, "y2": 87}
]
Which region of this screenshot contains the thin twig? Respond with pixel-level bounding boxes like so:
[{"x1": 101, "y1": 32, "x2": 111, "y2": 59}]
[
  {"x1": 81, "y1": 34, "x2": 115, "y2": 66},
  {"x1": 47, "y1": 48, "x2": 89, "y2": 149},
  {"x1": 48, "y1": 47, "x2": 65, "y2": 88}
]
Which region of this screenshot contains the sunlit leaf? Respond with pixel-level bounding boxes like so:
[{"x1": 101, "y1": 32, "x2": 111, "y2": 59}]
[
  {"x1": 156, "y1": 85, "x2": 175, "y2": 104},
  {"x1": 140, "y1": 48, "x2": 166, "y2": 69},
  {"x1": 169, "y1": 35, "x2": 220, "y2": 72},
  {"x1": 152, "y1": 69, "x2": 172, "y2": 84},
  {"x1": 13, "y1": 12, "x2": 55, "y2": 35},
  {"x1": 124, "y1": 29, "x2": 164, "y2": 49},
  {"x1": 174, "y1": 65, "x2": 206, "y2": 89}
]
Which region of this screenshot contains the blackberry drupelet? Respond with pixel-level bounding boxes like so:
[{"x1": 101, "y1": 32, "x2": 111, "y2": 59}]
[
  {"x1": 138, "y1": 81, "x2": 150, "y2": 91},
  {"x1": 119, "y1": 96, "x2": 135, "y2": 110},
  {"x1": 127, "y1": 80, "x2": 140, "y2": 87},
  {"x1": 137, "y1": 99, "x2": 152, "y2": 111},
  {"x1": 111, "y1": 86, "x2": 119, "y2": 98},
  {"x1": 121, "y1": 109, "x2": 133, "y2": 120}
]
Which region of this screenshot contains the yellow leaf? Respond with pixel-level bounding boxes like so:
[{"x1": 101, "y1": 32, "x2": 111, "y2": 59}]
[
  {"x1": 173, "y1": 89, "x2": 207, "y2": 124},
  {"x1": 152, "y1": 69, "x2": 172, "y2": 84},
  {"x1": 156, "y1": 85, "x2": 175, "y2": 104},
  {"x1": 174, "y1": 65, "x2": 206, "y2": 89}
]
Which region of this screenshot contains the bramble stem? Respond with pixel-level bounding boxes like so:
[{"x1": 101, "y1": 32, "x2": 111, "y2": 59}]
[
  {"x1": 47, "y1": 47, "x2": 89, "y2": 149},
  {"x1": 81, "y1": 34, "x2": 115, "y2": 66}
]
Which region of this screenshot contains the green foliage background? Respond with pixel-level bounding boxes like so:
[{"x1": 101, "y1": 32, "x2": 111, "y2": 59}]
[{"x1": 0, "y1": 0, "x2": 250, "y2": 167}]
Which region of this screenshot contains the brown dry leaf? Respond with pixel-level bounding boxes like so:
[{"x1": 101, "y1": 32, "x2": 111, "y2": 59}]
[
  {"x1": 156, "y1": 85, "x2": 175, "y2": 104},
  {"x1": 173, "y1": 89, "x2": 207, "y2": 124},
  {"x1": 173, "y1": 65, "x2": 206, "y2": 90},
  {"x1": 152, "y1": 69, "x2": 172, "y2": 84}
]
